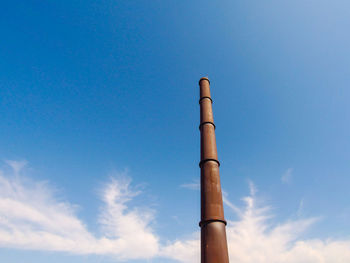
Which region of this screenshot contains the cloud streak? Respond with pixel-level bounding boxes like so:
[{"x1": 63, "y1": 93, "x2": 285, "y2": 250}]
[
  {"x1": 180, "y1": 179, "x2": 200, "y2": 191},
  {"x1": 281, "y1": 168, "x2": 293, "y2": 184}
]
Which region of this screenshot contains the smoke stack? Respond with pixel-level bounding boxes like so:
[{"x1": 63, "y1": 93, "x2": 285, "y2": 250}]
[{"x1": 199, "y1": 77, "x2": 229, "y2": 263}]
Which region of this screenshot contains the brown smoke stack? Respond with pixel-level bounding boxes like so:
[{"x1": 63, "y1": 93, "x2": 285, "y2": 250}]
[{"x1": 199, "y1": 77, "x2": 229, "y2": 263}]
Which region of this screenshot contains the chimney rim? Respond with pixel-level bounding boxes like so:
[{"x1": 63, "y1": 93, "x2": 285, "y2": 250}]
[{"x1": 199, "y1": 77, "x2": 210, "y2": 85}]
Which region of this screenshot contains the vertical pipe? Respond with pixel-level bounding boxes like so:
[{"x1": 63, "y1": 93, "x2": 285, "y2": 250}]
[{"x1": 199, "y1": 77, "x2": 229, "y2": 263}]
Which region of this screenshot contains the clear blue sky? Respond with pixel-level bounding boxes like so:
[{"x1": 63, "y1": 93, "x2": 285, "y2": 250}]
[{"x1": 1, "y1": 1, "x2": 350, "y2": 262}]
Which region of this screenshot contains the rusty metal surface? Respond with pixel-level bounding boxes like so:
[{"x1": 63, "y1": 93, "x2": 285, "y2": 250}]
[{"x1": 199, "y1": 77, "x2": 229, "y2": 263}]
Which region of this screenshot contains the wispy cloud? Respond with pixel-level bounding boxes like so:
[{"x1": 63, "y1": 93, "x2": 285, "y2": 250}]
[
  {"x1": 0, "y1": 161, "x2": 159, "y2": 260},
  {"x1": 160, "y1": 233, "x2": 199, "y2": 263},
  {"x1": 5, "y1": 159, "x2": 27, "y2": 174},
  {"x1": 171, "y1": 181, "x2": 350, "y2": 263},
  {"x1": 281, "y1": 168, "x2": 293, "y2": 184},
  {"x1": 1, "y1": 162, "x2": 350, "y2": 262},
  {"x1": 297, "y1": 198, "x2": 304, "y2": 217},
  {"x1": 180, "y1": 179, "x2": 200, "y2": 191}
]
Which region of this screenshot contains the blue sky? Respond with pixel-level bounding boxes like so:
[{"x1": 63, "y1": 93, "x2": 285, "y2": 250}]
[{"x1": 1, "y1": 1, "x2": 350, "y2": 262}]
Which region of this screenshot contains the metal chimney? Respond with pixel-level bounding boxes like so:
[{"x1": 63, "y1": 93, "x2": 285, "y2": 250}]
[{"x1": 199, "y1": 77, "x2": 229, "y2": 263}]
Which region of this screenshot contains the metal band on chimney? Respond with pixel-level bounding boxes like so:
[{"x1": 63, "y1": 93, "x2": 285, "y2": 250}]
[
  {"x1": 199, "y1": 96, "x2": 213, "y2": 104},
  {"x1": 199, "y1": 219, "x2": 227, "y2": 227},
  {"x1": 199, "y1": 158, "x2": 220, "y2": 168},
  {"x1": 199, "y1": 121, "x2": 216, "y2": 130}
]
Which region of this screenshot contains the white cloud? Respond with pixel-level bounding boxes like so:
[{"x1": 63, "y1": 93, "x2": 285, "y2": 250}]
[
  {"x1": 167, "y1": 181, "x2": 350, "y2": 263},
  {"x1": 281, "y1": 168, "x2": 293, "y2": 184},
  {"x1": 160, "y1": 233, "x2": 199, "y2": 263},
  {"x1": 0, "y1": 162, "x2": 159, "y2": 260},
  {"x1": 1, "y1": 161, "x2": 350, "y2": 263},
  {"x1": 97, "y1": 177, "x2": 159, "y2": 259}
]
